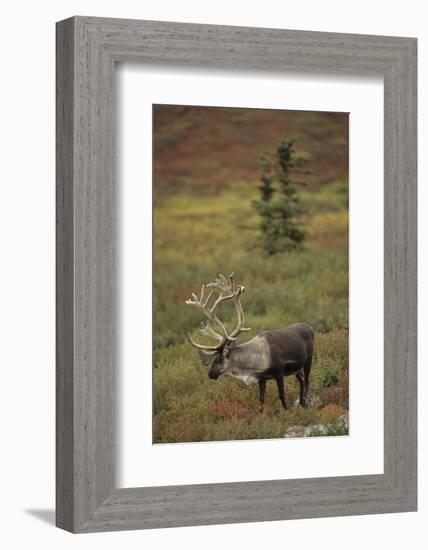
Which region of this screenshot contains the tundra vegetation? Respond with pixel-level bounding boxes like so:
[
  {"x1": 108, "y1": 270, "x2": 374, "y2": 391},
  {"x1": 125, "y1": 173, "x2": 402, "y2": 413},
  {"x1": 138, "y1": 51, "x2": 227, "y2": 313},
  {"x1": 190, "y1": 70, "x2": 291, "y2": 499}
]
[{"x1": 153, "y1": 105, "x2": 349, "y2": 443}]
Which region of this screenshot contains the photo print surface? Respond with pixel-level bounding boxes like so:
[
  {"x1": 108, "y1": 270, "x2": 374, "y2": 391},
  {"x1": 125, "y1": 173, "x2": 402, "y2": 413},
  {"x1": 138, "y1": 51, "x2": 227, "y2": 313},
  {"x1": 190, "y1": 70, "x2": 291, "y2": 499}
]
[{"x1": 152, "y1": 104, "x2": 349, "y2": 444}]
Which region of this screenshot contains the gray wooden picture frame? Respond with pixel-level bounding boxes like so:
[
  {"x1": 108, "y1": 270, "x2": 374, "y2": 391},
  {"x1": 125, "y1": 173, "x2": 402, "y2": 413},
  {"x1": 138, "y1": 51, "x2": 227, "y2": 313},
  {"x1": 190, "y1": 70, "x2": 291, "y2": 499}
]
[{"x1": 56, "y1": 16, "x2": 417, "y2": 533}]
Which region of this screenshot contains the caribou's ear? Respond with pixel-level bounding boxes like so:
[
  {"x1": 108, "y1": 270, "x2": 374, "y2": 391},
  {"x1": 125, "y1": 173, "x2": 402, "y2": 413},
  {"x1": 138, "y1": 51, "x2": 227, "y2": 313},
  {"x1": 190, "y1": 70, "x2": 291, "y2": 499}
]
[{"x1": 198, "y1": 349, "x2": 217, "y2": 366}]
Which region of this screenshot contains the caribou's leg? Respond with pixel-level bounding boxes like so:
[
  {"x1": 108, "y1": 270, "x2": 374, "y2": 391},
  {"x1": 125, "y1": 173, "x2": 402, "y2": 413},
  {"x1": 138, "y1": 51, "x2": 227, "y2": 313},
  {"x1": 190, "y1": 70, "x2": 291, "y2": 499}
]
[
  {"x1": 258, "y1": 379, "x2": 266, "y2": 413},
  {"x1": 296, "y1": 370, "x2": 306, "y2": 407},
  {"x1": 304, "y1": 359, "x2": 312, "y2": 403},
  {"x1": 275, "y1": 374, "x2": 287, "y2": 409}
]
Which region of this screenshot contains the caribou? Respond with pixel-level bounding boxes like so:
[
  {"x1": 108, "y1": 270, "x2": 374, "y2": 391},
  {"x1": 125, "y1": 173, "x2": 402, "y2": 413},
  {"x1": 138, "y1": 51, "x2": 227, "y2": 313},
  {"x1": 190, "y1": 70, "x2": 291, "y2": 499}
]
[{"x1": 185, "y1": 273, "x2": 314, "y2": 411}]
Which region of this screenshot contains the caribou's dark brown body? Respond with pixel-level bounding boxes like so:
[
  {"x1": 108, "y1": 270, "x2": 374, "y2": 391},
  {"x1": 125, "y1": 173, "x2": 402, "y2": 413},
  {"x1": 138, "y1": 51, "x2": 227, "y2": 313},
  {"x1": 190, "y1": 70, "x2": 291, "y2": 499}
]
[{"x1": 186, "y1": 274, "x2": 314, "y2": 411}]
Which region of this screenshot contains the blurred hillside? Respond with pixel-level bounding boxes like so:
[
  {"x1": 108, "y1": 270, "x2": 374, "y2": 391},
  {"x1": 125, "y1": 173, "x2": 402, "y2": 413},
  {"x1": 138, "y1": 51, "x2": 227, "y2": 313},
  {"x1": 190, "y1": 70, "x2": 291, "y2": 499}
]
[{"x1": 153, "y1": 105, "x2": 348, "y2": 195}]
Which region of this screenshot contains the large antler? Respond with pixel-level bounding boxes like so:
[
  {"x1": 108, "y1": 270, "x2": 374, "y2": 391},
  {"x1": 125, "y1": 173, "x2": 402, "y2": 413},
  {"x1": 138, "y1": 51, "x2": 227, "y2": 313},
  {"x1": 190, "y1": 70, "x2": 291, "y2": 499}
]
[
  {"x1": 185, "y1": 273, "x2": 251, "y2": 352},
  {"x1": 185, "y1": 283, "x2": 228, "y2": 350},
  {"x1": 207, "y1": 273, "x2": 252, "y2": 340}
]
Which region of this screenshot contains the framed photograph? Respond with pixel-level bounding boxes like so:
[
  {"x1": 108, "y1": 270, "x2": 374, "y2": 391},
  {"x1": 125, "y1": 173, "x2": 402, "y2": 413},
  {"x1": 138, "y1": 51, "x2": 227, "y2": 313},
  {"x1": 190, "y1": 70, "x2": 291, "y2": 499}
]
[
  {"x1": 150, "y1": 104, "x2": 350, "y2": 445},
  {"x1": 56, "y1": 16, "x2": 417, "y2": 532}
]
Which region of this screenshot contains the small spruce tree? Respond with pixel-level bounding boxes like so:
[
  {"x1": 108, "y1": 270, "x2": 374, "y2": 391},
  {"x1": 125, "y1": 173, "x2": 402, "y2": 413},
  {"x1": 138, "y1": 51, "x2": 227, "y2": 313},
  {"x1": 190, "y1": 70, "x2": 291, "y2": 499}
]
[{"x1": 252, "y1": 138, "x2": 308, "y2": 255}]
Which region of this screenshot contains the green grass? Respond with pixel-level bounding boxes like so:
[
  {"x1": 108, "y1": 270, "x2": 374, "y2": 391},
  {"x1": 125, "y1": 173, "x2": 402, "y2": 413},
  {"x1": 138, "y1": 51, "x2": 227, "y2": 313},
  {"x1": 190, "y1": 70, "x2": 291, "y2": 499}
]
[{"x1": 153, "y1": 179, "x2": 349, "y2": 443}]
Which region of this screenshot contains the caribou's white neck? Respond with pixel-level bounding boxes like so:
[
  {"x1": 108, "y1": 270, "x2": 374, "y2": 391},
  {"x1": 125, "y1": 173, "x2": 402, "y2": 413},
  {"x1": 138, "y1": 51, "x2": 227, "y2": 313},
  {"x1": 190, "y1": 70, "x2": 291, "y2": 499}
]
[
  {"x1": 225, "y1": 371, "x2": 259, "y2": 385},
  {"x1": 223, "y1": 334, "x2": 271, "y2": 385}
]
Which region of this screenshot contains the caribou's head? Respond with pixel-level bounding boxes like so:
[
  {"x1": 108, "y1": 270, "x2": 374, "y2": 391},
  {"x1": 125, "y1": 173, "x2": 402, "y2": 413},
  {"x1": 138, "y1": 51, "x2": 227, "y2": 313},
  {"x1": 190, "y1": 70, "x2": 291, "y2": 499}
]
[{"x1": 185, "y1": 273, "x2": 251, "y2": 380}]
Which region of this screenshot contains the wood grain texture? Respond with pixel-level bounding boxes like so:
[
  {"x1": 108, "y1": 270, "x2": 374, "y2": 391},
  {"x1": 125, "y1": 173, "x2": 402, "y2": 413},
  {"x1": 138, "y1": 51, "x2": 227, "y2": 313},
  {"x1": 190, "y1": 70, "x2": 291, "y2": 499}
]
[
  {"x1": 56, "y1": 16, "x2": 417, "y2": 533},
  {"x1": 56, "y1": 18, "x2": 76, "y2": 532}
]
